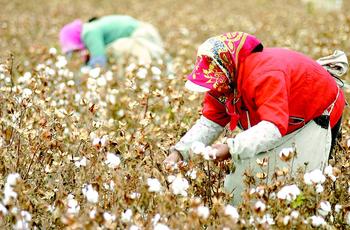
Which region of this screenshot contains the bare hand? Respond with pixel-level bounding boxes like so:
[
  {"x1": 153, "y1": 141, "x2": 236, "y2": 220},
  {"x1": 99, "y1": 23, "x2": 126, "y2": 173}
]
[
  {"x1": 211, "y1": 144, "x2": 231, "y2": 162},
  {"x1": 163, "y1": 147, "x2": 183, "y2": 170}
]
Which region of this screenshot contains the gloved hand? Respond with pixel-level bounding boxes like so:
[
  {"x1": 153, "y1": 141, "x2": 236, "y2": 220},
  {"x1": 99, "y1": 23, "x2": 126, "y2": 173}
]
[
  {"x1": 88, "y1": 55, "x2": 107, "y2": 68},
  {"x1": 211, "y1": 144, "x2": 230, "y2": 162},
  {"x1": 163, "y1": 146, "x2": 184, "y2": 171}
]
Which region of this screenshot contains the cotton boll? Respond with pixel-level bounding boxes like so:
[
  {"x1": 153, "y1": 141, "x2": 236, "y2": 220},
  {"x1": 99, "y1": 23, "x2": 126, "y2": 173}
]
[
  {"x1": 89, "y1": 209, "x2": 97, "y2": 219},
  {"x1": 279, "y1": 147, "x2": 294, "y2": 161},
  {"x1": 304, "y1": 169, "x2": 326, "y2": 185},
  {"x1": 151, "y1": 66, "x2": 161, "y2": 75},
  {"x1": 0, "y1": 203, "x2": 8, "y2": 215},
  {"x1": 316, "y1": 184, "x2": 324, "y2": 193},
  {"x1": 18, "y1": 72, "x2": 31, "y2": 84},
  {"x1": 105, "y1": 71, "x2": 113, "y2": 81},
  {"x1": 49, "y1": 47, "x2": 57, "y2": 55},
  {"x1": 277, "y1": 184, "x2": 300, "y2": 201},
  {"x1": 89, "y1": 68, "x2": 101, "y2": 78},
  {"x1": 129, "y1": 225, "x2": 140, "y2": 230},
  {"x1": 20, "y1": 211, "x2": 32, "y2": 222},
  {"x1": 166, "y1": 175, "x2": 176, "y2": 183},
  {"x1": 136, "y1": 67, "x2": 147, "y2": 79},
  {"x1": 324, "y1": 165, "x2": 337, "y2": 181},
  {"x1": 283, "y1": 215, "x2": 290, "y2": 225},
  {"x1": 254, "y1": 201, "x2": 266, "y2": 213},
  {"x1": 121, "y1": 209, "x2": 133, "y2": 223},
  {"x1": 100, "y1": 135, "x2": 109, "y2": 147},
  {"x1": 152, "y1": 213, "x2": 161, "y2": 226},
  {"x1": 257, "y1": 214, "x2": 275, "y2": 225},
  {"x1": 126, "y1": 63, "x2": 137, "y2": 72},
  {"x1": 92, "y1": 137, "x2": 101, "y2": 147},
  {"x1": 22, "y1": 88, "x2": 33, "y2": 98},
  {"x1": 103, "y1": 212, "x2": 116, "y2": 222},
  {"x1": 67, "y1": 195, "x2": 80, "y2": 215},
  {"x1": 224, "y1": 205, "x2": 239, "y2": 221},
  {"x1": 345, "y1": 212, "x2": 350, "y2": 225},
  {"x1": 97, "y1": 76, "x2": 107, "y2": 87},
  {"x1": 55, "y1": 56, "x2": 68, "y2": 68},
  {"x1": 335, "y1": 204, "x2": 342, "y2": 213},
  {"x1": 82, "y1": 184, "x2": 99, "y2": 204},
  {"x1": 147, "y1": 178, "x2": 162, "y2": 193},
  {"x1": 104, "y1": 153, "x2": 121, "y2": 169},
  {"x1": 154, "y1": 223, "x2": 170, "y2": 230},
  {"x1": 196, "y1": 205, "x2": 210, "y2": 219},
  {"x1": 318, "y1": 201, "x2": 331, "y2": 216},
  {"x1": 67, "y1": 80, "x2": 75, "y2": 86},
  {"x1": 6, "y1": 173, "x2": 21, "y2": 186},
  {"x1": 170, "y1": 175, "x2": 189, "y2": 196},
  {"x1": 186, "y1": 169, "x2": 197, "y2": 180},
  {"x1": 74, "y1": 157, "x2": 87, "y2": 168},
  {"x1": 13, "y1": 220, "x2": 30, "y2": 230},
  {"x1": 129, "y1": 192, "x2": 141, "y2": 200},
  {"x1": 290, "y1": 211, "x2": 299, "y2": 219},
  {"x1": 310, "y1": 215, "x2": 325, "y2": 227}
]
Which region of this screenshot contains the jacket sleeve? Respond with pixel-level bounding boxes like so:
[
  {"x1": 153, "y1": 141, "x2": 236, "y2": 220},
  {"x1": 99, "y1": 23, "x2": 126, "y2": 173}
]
[
  {"x1": 82, "y1": 29, "x2": 106, "y2": 60},
  {"x1": 248, "y1": 70, "x2": 290, "y2": 135},
  {"x1": 174, "y1": 115, "x2": 224, "y2": 160},
  {"x1": 202, "y1": 92, "x2": 231, "y2": 127},
  {"x1": 227, "y1": 120, "x2": 282, "y2": 159}
]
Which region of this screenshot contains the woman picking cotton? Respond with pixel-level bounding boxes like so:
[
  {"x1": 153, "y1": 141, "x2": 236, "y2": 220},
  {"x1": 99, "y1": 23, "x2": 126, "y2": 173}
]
[
  {"x1": 59, "y1": 15, "x2": 166, "y2": 68},
  {"x1": 164, "y1": 32, "x2": 346, "y2": 204}
]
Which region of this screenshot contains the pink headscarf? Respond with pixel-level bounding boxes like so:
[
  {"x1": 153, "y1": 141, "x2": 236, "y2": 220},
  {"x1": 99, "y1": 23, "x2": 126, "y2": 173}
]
[
  {"x1": 59, "y1": 19, "x2": 85, "y2": 54},
  {"x1": 186, "y1": 32, "x2": 262, "y2": 93}
]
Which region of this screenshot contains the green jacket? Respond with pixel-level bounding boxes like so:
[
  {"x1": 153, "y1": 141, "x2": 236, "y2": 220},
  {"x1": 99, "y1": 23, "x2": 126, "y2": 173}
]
[{"x1": 82, "y1": 15, "x2": 140, "y2": 60}]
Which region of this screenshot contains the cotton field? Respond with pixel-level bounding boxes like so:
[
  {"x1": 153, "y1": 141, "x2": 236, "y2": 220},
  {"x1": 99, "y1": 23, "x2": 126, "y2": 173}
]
[{"x1": 1, "y1": 0, "x2": 350, "y2": 229}]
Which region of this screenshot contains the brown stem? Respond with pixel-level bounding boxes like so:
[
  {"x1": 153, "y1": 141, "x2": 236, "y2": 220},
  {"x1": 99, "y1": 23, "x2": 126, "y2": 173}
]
[{"x1": 143, "y1": 96, "x2": 149, "y2": 119}]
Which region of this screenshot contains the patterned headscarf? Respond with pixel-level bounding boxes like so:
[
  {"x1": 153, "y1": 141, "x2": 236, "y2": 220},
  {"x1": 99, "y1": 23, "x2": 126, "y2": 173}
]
[
  {"x1": 186, "y1": 32, "x2": 262, "y2": 93},
  {"x1": 59, "y1": 19, "x2": 85, "y2": 54}
]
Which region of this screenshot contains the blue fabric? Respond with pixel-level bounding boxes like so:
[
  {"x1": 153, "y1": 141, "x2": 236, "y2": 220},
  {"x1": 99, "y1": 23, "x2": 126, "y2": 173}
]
[{"x1": 88, "y1": 55, "x2": 107, "y2": 68}]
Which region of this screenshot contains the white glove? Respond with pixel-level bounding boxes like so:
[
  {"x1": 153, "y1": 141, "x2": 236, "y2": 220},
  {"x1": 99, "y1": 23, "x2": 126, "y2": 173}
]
[
  {"x1": 227, "y1": 121, "x2": 282, "y2": 160},
  {"x1": 174, "y1": 115, "x2": 224, "y2": 160}
]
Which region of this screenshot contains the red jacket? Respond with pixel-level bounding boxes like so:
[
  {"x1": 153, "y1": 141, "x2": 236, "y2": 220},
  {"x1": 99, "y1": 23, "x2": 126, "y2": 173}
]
[{"x1": 202, "y1": 48, "x2": 345, "y2": 136}]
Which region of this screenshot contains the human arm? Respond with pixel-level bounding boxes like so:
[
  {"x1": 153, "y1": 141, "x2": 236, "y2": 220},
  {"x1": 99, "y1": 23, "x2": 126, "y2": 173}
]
[
  {"x1": 165, "y1": 92, "x2": 230, "y2": 165},
  {"x1": 82, "y1": 26, "x2": 107, "y2": 67},
  {"x1": 224, "y1": 71, "x2": 289, "y2": 160}
]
